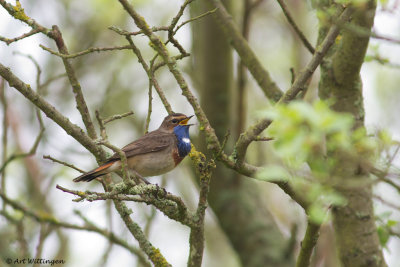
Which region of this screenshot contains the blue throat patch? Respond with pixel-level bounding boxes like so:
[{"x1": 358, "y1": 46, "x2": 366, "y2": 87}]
[{"x1": 173, "y1": 125, "x2": 191, "y2": 158}]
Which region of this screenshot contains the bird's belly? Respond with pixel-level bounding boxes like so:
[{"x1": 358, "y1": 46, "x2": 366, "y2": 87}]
[{"x1": 128, "y1": 152, "x2": 177, "y2": 177}]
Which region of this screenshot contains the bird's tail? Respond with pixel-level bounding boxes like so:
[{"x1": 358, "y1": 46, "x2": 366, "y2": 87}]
[{"x1": 73, "y1": 161, "x2": 115, "y2": 182}]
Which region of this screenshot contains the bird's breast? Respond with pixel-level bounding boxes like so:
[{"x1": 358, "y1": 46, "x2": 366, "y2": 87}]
[{"x1": 127, "y1": 149, "x2": 177, "y2": 177}]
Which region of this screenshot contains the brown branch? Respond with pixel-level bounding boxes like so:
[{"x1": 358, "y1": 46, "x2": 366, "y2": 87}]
[
  {"x1": 0, "y1": 0, "x2": 52, "y2": 37},
  {"x1": 96, "y1": 140, "x2": 135, "y2": 186},
  {"x1": 207, "y1": 0, "x2": 283, "y2": 101},
  {"x1": 103, "y1": 110, "x2": 134, "y2": 125},
  {"x1": 166, "y1": 0, "x2": 194, "y2": 56},
  {"x1": 49, "y1": 25, "x2": 98, "y2": 140},
  {"x1": 43, "y1": 155, "x2": 85, "y2": 173},
  {"x1": 40, "y1": 44, "x2": 135, "y2": 59},
  {"x1": 373, "y1": 194, "x2": 400, "y2": 211},
  {"x1": 296, "y1": 221, "x2": 320, "y2": 267},
  {"x1": 187, "y1": 149, "x2": 214, "y2": 267},
  {"x1": 173, "y1": 8, "x2": 218, "y2": 35},
  {"x1": 1, "y1": 78, "x2": 8, "y2": 201},
  {"x1": 0, "y1": 107, "x2": 45, "y2": 174},
  {"x1": 0, "y1": 63, "x2": 169, "y2": 266},
  {"x1": 0, "y1": 191, "x2": 150, "y2": 266},
  {"x1": 0, "y1": 28, "x2": 41, "y2": 45},
  {"x1": 0, "y1": 63, "x2": 106, "y2": 160},
  {"x1": 117, "y1": 0, "x2": 309, "y2": 212},
  {"x1": 276, "y1": 0, "x2": 315, "y2": 54},
  {"x1": 233, "y1": 6, "x2": 354, "y2": 167},
  {"x1": 109, "y1": 26, "x2": 174, "y2": 114},
  {"x1": 56, "y1": 183, "x2": 194, "y2": 227}
]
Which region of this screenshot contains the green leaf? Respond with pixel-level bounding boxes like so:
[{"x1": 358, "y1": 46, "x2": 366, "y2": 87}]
[
  {"x1": 377, "y1": 226, "x2": 390, "y2": 247},
  {"x1": 387, "y1": 220, "x2": 398, "y2": 227},
  {"x1": 308, "y1": 203, "x2": 327, "y2": 224}
]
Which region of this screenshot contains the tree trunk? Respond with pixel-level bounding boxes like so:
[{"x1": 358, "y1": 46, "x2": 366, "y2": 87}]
[{"x1": 317, "y1": 2, "x2": 387, "y2": 266}]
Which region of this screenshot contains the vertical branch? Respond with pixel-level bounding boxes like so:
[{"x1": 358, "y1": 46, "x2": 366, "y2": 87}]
[
  {"x1": 50, "y1": 26, "x2": 98, "y2": 140},
  {"x1": 207, "y1": 0, "x2": 283, "y2": 101},
  {"x1": 118, "y1": 0, "x2": 221, "y2": 153},
  {"x1": 188, "y1": 147, "x2": 214, "y2": 267},
  {"x1": 145, "y1": 81, "x2": 153, "y2": 133},
  {"x1": 110, "y1": 30, "x2": 173, "y2": 114},
  {"x1": 276, "y1": 0, "x2": 315, "y2": 54},
  {"x1": 113, "y1": 200, "x2": 171, "y2": 267},
  {"x1": 0, "y1": 78, "x2": 7, "y2": 206},
  {"x1": 236, "y1": 0, "x2": 262, "y2": 139},
  {"x1": 296, "y1": 221, "x2": 320, "y2": 267}
]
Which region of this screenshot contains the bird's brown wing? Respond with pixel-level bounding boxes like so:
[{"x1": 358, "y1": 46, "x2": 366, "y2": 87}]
[{"x1": 106, "y1": 130, "x2": 174, "y2": 163}]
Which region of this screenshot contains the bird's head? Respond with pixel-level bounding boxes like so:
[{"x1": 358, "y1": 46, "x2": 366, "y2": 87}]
[{"x1": 159, "y1": 113, "x2": 193, "y2": 132}]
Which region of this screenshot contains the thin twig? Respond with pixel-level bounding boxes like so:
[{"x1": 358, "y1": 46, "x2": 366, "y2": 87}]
[
  {"x1": 56, "y1": 184, "x2": 194, "y2": 227},
  {"x1": 234, "y1": 6, "x2": 353, "y2": 167},
  {"x1": 43, "y1": 155, "x2": 85, "y2": 173},
  {"x1": 1, "y1": 78, "x2": 8, "y2": 205},
  {"x1": 96, "y1": 140, "x2": 135, "y2": 186},
  {"x1": 95, "y1": 110, "x2": 108, "y2": 140},
  {"x1": 40, "y1": 44, "x2": 134, "y2": 59},
  {"x1": 173, "y1": 8, "x2": 218, "y2": 35},
  {"x1": 108, "y1": 27, "x2": 173, "y2": 114},
  {"x1": 373, "y1": 194, "x2": 400, "y2": 211},
  {"x1": 50, "y1": 25, "x2": 98, "y2": 140},
  {"x1": 0, "y1": 109, "x2": 45, "y2": 174},
  {"x1": 103, "y1": 111, "x2": 134, "y2": 125},
  {"x1": 0, "y1": 191, "x2": 150, "y2": 266},
  {"x1": 0, "y1": 28, "x2": 41, "y2": 45},
  {"x1": 0, "y1": 63, "x2": 107, "y2": 160},
  {"x1": 276, "y1": 0, "x2": 315, "y2": 54},
  {"x1": 207, "y1": 0, "x2": 283, "y2": 101},
  {"x1": 254, "y1": 136, "x2": 274, "y2": 141},
  {"x1": 188, "y1": 147, "x2": 214, "y2": 267}
]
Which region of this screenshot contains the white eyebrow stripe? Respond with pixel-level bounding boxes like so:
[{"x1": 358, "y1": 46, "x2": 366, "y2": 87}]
[{"x1": 182, "y1": 137, "x2": 190, "y2": 144}]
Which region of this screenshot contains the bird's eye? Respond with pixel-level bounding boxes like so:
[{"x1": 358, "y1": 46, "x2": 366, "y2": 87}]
[{"x1": 171, "y1": 119, "x2": 178, "y2": 123}]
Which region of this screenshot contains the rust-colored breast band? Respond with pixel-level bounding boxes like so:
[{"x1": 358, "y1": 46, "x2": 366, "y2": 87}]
[{"x1": 172, "y1": 148, "x2": 183, "y2": 166}]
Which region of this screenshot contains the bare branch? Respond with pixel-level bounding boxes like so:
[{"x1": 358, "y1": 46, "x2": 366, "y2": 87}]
[
  {"x1": 103, "y1": 110, "x2": 134, "y2": 125},
  {"x1": 0, "y1": 191, "x2": 150, "y2": 266},
  {"x1": 43, "y1": 155, "x2": 85, "y2": 173},
  {"x1": 276, "y1": 0, "x2": 315, "y2": 54},
  {"x1": 187, "y1": 147, "x2": 214, "y2": 267},
  {"x1": 234, "y1": 6, "x2": 354, "y2": 168},
  {"x1": 0, "y1": 28, "x2": 40, "y2": 45},
  {"x1": 173, "y1": 8, "x2": 218, "y2": 35},
  {"x1": 296, "y1": 221, "x2": 320, "y2": 267},
  {"x1": 207, "y1": 0, "x2": 283, "y2": 101},
  {"x1": 49, "y1": 25, "x2": 98, "y2": 140},
  {"x1": 1, "y1": 78, "x2": 8, "y2": 202},
  {"x1": 0, "y1": 107, "x2": 45, "y2": 174},
  {"x1": 40, "y1": 44, "x2": 135, "y2": 59},
  {"x1": 56, "y1": 183, "x2": 194, "y2": 227},
  {"x1": 0, "y1": 63, "x2": 107, "y2": 160},
  {"x1": 109, "y1": 26, "x2": 174, "y2": 114}
]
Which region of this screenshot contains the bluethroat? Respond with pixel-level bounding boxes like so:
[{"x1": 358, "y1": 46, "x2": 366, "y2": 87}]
[{"x1": 73, "y1": 113, "x2": 193, "y2": 182}]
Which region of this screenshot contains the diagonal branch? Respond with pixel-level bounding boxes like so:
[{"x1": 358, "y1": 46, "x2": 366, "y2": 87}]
[
  {"x1": 207, "y1": 0, "x2": 283, "y2": 101},
  {"x1": 49, "y1": 25, "x2": 98, "y2": 140},
  {"x1": 117, "y1": 0, "x2": 308, "y2": 211},
  {"x1": 0, "y1": 191, "x2": 151, "y2": 266},
  {"x1": 0, "y1": 28, "x2": 41, "y2": 45},
  {"x1": 233, "y1": 6, "x2": 354, "y2": 167},
  {"x1": 0, "y1": 63, "x2": 107, "y2": 161},
  {"x1": 276, "y1": 0, "x2": 315, "y2": 54},
  {"x1": 296, "y1": 221, "x2": 320, "y2": 267}
]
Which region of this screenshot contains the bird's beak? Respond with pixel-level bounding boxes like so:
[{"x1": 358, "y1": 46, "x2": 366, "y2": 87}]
[{"x1": 179, "y1": 115, "x2": 194, "y2": 125}]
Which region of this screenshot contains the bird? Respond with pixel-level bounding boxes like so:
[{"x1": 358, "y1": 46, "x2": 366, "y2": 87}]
[{"x1": 73, "y1": 113, "x2": 193, "y2": 182}]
